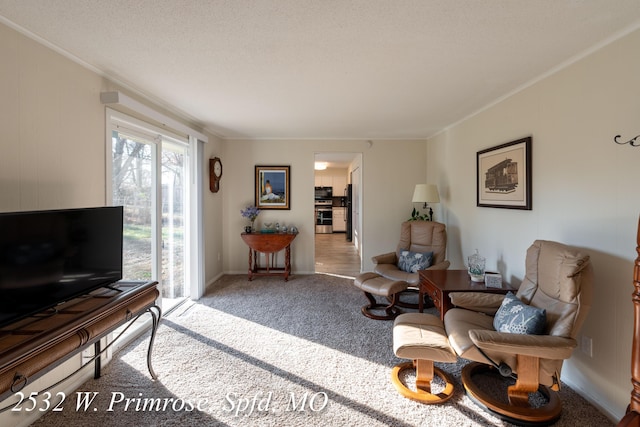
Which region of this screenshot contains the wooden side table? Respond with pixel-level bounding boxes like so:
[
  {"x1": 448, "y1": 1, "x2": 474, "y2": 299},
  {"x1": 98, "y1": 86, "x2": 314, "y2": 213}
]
[
  {"x1": 419, "y1": 269, "x2": 516, "y2": 320},
  {"x1": 240, "y1": 232, "x2": 298, "y2": 281}
]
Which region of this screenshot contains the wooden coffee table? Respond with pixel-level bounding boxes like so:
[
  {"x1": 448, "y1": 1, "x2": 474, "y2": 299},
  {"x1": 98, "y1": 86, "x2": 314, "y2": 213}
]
[{"x1": 419, "y1": 269, "x2": 516, "y2": 320}]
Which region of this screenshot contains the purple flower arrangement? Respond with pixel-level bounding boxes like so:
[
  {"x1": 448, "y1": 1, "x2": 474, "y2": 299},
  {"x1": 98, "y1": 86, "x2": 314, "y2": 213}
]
[{"x1": 240, "y1": 205, "x2": 260, "y2": 222}]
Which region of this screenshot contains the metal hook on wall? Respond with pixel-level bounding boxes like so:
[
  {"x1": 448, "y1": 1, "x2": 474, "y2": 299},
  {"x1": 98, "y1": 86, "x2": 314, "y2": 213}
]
[{"x1": 614, "y1": 134, "x2": 640, "y2": 147}]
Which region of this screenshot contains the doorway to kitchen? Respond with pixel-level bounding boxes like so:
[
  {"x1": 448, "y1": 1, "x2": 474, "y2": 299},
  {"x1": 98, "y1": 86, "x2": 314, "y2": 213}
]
[
  {"x1": 315, "y1": 233, "x2": 360, "y2": 277},
  {"x1": 314, "y1": 152, "x2": 362, "y2": 278}
]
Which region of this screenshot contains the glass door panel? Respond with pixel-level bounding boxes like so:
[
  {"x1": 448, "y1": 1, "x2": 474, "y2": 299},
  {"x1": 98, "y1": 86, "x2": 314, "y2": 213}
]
[
  {"x1": 111, "y1": 131, "x2": 155, "y2": 282},
  {"x1": 161, "y1": 140, "x2": 188, "y2": 299}
]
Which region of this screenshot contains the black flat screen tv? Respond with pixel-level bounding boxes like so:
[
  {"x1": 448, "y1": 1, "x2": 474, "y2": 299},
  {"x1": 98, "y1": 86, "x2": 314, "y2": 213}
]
[{"x1": 0, "y1": 206, "x2": 123, "y2": 328}]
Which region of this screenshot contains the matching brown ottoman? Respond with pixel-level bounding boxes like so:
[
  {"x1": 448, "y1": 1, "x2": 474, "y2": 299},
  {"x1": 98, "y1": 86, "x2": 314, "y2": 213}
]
[
  {"x1": 391, "y1": 312, "x2": 457, "y2": 404},
  {"x1": 353, "y1": 272, "x2": 408, "y2": 320}
]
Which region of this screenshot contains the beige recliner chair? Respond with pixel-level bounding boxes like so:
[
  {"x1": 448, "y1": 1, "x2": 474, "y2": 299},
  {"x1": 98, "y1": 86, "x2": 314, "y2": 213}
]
[
  {"x1": 444, "y1": 240, "x2": 592, "y2": 425},
  {"x1": 372, "y1": 220, "x2": 450, "y2": 307}
]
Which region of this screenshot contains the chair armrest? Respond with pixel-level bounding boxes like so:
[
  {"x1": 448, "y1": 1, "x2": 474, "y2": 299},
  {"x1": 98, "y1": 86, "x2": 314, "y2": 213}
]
[
  {"x1": 449, "y1": 292, "x2": 505, "y2": 315},
  {"x1": 371, "y1": 252, "x2": 397, "y2": 265},
  {"x1": 469, "y1": 329, "x2": 577, "y2": 360}
]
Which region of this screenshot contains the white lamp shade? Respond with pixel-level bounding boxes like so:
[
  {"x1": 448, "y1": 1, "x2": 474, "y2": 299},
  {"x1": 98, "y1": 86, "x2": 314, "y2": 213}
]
[{"x1": 412, "y1": 184, "x2": 440, "y2": 203}]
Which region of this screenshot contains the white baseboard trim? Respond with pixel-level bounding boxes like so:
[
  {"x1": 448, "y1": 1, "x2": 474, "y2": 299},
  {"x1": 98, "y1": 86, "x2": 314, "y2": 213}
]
[{"x1": 223, "y1": 270, "x2": 318, "y2": 276}]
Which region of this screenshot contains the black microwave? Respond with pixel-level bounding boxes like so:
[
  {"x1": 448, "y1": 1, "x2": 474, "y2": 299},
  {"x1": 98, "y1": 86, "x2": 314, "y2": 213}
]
[{"x1": 315, "y1": 186, "x2": 333, "y2": 199}]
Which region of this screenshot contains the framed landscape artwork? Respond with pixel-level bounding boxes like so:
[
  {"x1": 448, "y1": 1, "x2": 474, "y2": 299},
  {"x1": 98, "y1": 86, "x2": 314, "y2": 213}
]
[
  {"x1": 255, "y1": 165, "x2": 291, "y2": 210},
  {"x1": 477, "y1": 137, "x2": 532, "y2": 210}
]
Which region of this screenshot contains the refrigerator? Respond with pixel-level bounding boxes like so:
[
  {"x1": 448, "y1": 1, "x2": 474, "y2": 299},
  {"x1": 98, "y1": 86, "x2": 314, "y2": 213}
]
[{"x1": 345, "y1": 184, "x2": 353, "y2": 242}]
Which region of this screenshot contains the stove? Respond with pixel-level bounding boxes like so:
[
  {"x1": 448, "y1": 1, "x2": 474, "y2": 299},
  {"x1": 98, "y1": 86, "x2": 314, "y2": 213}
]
[{"x1": 315, "y1": 199, "x2": 333, "y2": 233}]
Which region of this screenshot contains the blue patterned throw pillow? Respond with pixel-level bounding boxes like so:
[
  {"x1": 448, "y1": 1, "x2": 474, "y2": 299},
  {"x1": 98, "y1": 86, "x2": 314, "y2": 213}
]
[
  {"x1": 397, "y1": 250, "x2": 433, "y2": 273},
  {"x1": 493, "y1": 292, "x2": 546, "y2": 335}
]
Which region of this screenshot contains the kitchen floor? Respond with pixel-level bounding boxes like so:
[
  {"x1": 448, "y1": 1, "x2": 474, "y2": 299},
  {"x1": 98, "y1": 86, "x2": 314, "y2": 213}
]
[{"x1": 314, "y1": 233, "x2": 361, "y2": 278}]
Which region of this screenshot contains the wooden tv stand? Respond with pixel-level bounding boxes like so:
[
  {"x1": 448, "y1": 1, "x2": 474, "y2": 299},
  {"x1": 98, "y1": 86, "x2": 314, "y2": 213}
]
[{"x1": 0, "y1": 281, "x2": 160, "y2": 401}]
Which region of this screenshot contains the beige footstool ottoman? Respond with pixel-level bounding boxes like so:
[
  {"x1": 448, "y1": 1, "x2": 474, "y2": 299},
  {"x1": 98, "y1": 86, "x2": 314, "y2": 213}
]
[
  {"x1": 391, "y1": 312, "x2": 457, "y2": 403},
  {"x1": 353, "y1": 272, "x2": 408, "y2": 320}
]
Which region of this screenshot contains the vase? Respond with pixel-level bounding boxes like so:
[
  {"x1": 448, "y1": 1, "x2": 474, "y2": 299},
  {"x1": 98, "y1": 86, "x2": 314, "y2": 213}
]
[
  {"x1": 244, "y1": 225, "x2": 252, "y2": 233},
  {"x1": 468, "y1": 249, "x2": 486, "y2": 282}
]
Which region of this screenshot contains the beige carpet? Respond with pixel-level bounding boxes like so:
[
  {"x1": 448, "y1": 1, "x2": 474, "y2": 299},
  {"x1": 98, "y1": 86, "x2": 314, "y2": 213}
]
[{"x1": 33, "y1": 274, "x2": 613, "y2": 426}]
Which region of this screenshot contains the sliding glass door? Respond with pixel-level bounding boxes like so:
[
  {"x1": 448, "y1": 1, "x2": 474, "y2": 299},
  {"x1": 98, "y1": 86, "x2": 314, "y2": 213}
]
[{"x1": 108, "y1": 110, "x2": 191, "y2": 304}]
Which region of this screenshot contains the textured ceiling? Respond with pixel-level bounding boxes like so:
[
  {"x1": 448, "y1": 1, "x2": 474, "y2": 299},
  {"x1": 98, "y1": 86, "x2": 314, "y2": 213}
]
[{"x1": 1, "y1": 1, "x2": 639, "y2": 140}]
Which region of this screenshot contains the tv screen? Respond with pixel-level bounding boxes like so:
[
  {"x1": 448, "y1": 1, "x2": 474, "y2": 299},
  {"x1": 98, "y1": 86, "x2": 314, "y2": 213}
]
[{"x1": 0, "y1": 206, "x2": 123, "y2": 328}]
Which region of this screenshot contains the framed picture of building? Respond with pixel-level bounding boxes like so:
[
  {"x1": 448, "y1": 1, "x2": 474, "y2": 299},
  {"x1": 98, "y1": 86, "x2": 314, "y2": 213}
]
[
  {"x1": 477, "y1": 137, "x2": 532, "y2": 210},
  {"x1": 255, "y1": 165, "x2": 291, "y2": 210}
]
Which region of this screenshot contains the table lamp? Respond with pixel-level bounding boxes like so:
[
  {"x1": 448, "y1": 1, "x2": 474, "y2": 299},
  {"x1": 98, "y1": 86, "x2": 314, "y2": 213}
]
[{"x1": 411, "y1": 184, "x2": 440, "y2": 221}]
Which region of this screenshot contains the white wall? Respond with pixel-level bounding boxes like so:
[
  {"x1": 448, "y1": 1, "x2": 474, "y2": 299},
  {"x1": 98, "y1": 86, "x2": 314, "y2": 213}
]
[
  {"x1": 202, "y1": 135, "x2": 225, "y2": 287},
  {"x1": 220, "y1": 139, "x2": 427, "y2": 276},
  {"x1": 426, "y1": 28, "x2": 640, "y2": 420},
  {"x1": 0, "y1": 24, "x2": 106, "y2": 211}
]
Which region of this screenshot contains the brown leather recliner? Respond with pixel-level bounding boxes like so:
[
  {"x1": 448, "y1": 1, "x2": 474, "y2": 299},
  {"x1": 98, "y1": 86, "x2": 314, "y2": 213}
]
[
  {"x1": 444, "y1": 240, "x2": 593, "y2": 425},
  {"x1": 372, "y1": 221, "x2": 450, "y2": 306}
]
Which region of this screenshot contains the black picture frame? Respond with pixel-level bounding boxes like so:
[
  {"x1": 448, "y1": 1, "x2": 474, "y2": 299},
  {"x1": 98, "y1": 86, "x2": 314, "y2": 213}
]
[
  {"x1": 255, "y1": 165, "x2": 291, "y2": 210},
  {"x1": 477, "y1": 137, "x2": 532, "y2": 210}
]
